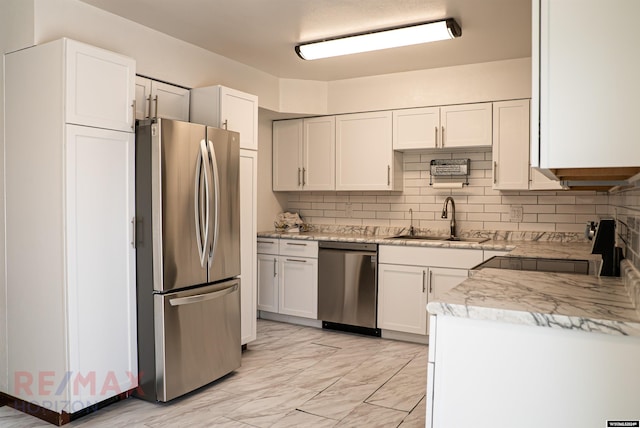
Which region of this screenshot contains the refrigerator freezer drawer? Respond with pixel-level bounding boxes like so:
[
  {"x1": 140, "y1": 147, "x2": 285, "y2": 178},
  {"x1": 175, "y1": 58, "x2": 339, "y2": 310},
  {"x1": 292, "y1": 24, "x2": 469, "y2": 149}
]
[{"x1": 154, "y1": 279, "x2": 241, "y2": 402}]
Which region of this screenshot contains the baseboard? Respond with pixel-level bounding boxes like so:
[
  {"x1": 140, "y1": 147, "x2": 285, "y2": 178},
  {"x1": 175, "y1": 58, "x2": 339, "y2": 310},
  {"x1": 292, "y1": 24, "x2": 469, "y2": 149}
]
[
  {"x1": 258, "y1": 311, "x2": 323, "y2": 328},
  {"x1": 0, "y1": 389, "x2": 135, "y2": 426},
  {"x1": 381, "y1": 329, "x2": 429, "y2": 345}
]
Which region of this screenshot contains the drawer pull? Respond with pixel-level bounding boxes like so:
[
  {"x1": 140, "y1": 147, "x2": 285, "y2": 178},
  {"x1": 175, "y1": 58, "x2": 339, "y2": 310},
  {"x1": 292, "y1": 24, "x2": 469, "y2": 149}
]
[
  {"x1": 286, "y1": 242, "x2": 307, "y2": 246},
  {"x1": 257, "y1": 240, "x2": 275, "y2": 244},
  {"x1": 286, "y1": 258, "x2": 307, "y2": 263}
]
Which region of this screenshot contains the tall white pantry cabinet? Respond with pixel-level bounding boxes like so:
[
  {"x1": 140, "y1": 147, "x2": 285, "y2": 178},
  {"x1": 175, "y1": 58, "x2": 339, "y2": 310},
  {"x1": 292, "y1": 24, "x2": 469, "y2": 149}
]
[{"x1": 4, "y1": 38, "x2": 137, "y2": 416}]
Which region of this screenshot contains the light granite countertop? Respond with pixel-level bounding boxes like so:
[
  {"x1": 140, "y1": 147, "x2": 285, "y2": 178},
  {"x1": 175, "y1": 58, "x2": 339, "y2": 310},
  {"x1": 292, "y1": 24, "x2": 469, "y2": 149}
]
[{"x1": 427, "y1": 261, "x2": 640, "y2": 337}]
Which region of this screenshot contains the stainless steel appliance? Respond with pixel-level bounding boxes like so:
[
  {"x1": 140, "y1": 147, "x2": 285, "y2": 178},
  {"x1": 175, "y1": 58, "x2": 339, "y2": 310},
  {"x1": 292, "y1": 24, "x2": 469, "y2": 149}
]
[
  {"x1": 318, "y1": 241, "x2": 379, "y2": 336},
  {"x1": 587, "y1": 218, "x2": 618, "y2": 276},
  {"x1": 135, "y1": 119, "x2": 241, "y2": 402},
  {"x1": 470, "y1": 256, "x2": 592, "y2": 275}
]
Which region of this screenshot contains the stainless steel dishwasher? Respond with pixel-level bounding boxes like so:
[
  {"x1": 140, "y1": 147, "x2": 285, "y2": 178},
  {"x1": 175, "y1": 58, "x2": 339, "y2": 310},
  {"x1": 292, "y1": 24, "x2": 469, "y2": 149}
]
[{"x1": 317, "y1": 241, "x2": 380, "y2": 336}]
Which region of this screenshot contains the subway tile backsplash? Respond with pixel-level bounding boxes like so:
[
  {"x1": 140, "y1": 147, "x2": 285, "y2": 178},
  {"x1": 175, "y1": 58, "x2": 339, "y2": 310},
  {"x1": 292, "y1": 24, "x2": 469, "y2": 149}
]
[
  {"x1": 285, "y1": 149, "x2": 610, "y2": 236},
  {"x1": 610, "y1": 186, "x2": 640, "y2": 271}
]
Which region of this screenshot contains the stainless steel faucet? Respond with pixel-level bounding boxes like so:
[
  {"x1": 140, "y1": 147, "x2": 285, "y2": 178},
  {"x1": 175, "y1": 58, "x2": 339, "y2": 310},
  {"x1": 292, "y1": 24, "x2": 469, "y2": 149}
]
[
  {"x1": 408, "y1": 208, "x2": 416, "y2": 236},
  {"x1": 441, "y1": 197, "x2": 456, "y2": 239}
]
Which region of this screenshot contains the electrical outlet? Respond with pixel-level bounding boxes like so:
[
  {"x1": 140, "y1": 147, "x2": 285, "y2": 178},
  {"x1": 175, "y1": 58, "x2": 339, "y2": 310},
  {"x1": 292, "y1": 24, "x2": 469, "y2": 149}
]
[{"x1": 510, "y1": 206, "x2": 523, "y2": 222}]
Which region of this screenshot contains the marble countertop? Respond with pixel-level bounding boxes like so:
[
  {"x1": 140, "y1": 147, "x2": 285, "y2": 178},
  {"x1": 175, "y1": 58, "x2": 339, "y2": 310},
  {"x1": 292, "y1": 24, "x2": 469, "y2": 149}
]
[
  {"x1": 257, "y1": 230, "x2": 600, "y2": 261},
  {"x1": 427, "y1": 261, "x2": 640, "y2": 337}
]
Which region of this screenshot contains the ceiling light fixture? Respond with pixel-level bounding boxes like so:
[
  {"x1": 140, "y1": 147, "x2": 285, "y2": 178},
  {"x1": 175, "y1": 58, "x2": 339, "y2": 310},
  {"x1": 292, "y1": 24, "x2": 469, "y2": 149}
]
[{"x1": 295, "y1": 18, "x2": 461, "y2": 61}]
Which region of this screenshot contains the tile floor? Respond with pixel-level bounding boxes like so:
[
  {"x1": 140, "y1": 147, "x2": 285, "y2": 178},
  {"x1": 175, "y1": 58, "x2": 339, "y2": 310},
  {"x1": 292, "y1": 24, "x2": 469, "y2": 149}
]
[{"x1": 0, "y1": 319, "x2": 427, "y2": 427}]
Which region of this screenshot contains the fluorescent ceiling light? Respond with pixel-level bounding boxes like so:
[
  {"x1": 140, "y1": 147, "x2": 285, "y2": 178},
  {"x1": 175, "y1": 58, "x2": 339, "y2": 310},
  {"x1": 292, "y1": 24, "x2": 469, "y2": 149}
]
[{"x1": 296, "y1": 18, "x2": 461, "y2": 61}]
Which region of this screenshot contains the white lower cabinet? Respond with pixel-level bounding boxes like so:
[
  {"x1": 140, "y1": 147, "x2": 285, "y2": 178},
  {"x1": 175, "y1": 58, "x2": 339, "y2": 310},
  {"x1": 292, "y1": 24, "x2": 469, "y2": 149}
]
[
  {"x1": 378, "y1": 245, "x2": 482, "y2": 336},
  {"x1": 257, "y1": 239, "x2": 318, "y2": 319},
  {"x1": 378, "y1": 264, "x2": 428, "y2": 335}
]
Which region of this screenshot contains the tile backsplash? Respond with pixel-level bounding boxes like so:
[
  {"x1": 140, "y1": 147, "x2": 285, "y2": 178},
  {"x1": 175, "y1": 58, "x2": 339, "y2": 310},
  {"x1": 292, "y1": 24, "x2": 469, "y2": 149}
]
[
  {"x1": 610, "y1": 186, "x2": 640, "y2": 270},
  {"x1": 284, "y1": 149, "x2": 610, "y2": 236}
]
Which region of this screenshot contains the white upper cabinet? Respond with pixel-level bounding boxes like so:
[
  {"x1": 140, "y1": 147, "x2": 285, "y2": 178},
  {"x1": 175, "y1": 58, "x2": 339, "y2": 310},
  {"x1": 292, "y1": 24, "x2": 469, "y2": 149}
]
[
  {"x1": 393, "y1": 103, "x2": 492, "y2": 150},
  {"x1": 272, "y1": 117, "x2": 336, "y2": 191},
  {"x1": 303, "y1": 116, "x2": 336, "y2": 191},
  {"x1": 136, "y1": 76, "x2": 190, "y2": 121},
  {"x1": 336, "y1": 111, "x2": 402, "y2": 191},
  {"x1": 65, "y1": 39, "x2": 135, "y2": 132},
  {"x1": 440, "y1": 103, "x2": 492, "y2": 148},
  {"x1": 393, "y1": 107, "x2": 440, "y2": 150},
  {"x1": 533, "y1": 0, "x2": 640, "y2": 169},
  {"x1": 190, "y1": 85, "x2": 259, "y2": 150},
  {"x1": 273, "y1": 119, "x2": 304, "y2": 191},
  {"x1": 493, "y1": 99, "x2": 562, "y2": 191}
]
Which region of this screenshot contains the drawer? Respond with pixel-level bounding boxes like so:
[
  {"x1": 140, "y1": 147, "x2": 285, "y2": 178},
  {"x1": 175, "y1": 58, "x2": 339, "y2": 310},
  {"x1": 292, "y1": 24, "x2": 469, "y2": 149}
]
[
  {"x1": 379, "y1": 245, "x2": 483, "y2": 269},
  {"x1": 279, "y1": 239, "x2": 318, "y2": 258},
  {"x1": 257, "y1": 238, "x2": 279, "y2": 254}
]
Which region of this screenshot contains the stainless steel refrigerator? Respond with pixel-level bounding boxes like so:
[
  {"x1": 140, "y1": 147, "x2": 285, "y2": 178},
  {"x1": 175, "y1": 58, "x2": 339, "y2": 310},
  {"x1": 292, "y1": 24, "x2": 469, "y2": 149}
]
[{"x1": 135, "y1": 118, "x2": 241, "y2": 402}]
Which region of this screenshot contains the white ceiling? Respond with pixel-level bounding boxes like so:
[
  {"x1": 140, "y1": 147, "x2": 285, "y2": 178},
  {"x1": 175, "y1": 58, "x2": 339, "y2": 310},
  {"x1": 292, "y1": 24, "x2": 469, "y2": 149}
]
[{"x1": 79, "y1": 0, "x2": 531, "y2": 81}]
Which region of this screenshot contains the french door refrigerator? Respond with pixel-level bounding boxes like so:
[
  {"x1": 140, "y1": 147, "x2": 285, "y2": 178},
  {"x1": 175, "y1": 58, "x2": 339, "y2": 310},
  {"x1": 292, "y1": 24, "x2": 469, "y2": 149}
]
[{"x1": 135, "y1": 118, "x2": 241, "y2": 402}]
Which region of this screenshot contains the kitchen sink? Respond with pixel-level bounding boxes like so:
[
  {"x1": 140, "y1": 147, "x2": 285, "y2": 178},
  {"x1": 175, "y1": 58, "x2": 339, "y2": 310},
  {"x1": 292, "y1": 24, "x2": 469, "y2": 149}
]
[{"x1": 386, "y1": 235, "x2": 489, "y2": 243}]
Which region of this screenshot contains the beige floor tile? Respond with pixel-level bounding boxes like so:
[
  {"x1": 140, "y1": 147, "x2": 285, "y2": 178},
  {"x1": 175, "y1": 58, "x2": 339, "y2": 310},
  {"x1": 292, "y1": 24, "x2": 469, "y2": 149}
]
[
  {"x1": 398, "y1": 396, "x2": 427, "y2": 427},
  {"x1": 335, "y1": 402, "x2": 407, "y2": 428},
  {"x1": 271, "y1": 410, "x2": 338, "y2": 428},
  {"x1": 297, "y1": 378, "x2": 380, "y2": 420}
]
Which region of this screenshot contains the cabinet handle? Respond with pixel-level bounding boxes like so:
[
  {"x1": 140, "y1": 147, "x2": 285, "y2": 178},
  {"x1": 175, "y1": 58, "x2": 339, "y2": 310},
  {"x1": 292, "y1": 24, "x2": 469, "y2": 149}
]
[
  {"x1": 422, "y1": 270, "x2": 426, "y2": 293},
  {"x1": 153, "y1": 95, "x2": 159, "y2": 120},
  {"x1": 274, "y1": 258, "x2": 277, "y2": 277},
  {"x1": 286, "y1": 242, "x2": 307, "y2": 246},
  {"x1": 131, "y1": 100, "x2": 136, "y2": 130},
  {"x1": 222, "y1": 119, "x2": 228, "y2": 130},
  {"x1": 146, "y1": 95, "x2": 152, "y2": 119},
  {"x1": 387, "y1": 165, "x2": 391, "y2": 186},
  {"x1": 257, "y1": 240, "x2": 275, "y2": 244},
  {"x1": 131, "y1": 217, "x2": 136, "y2": 248},
  {"x1": 298, "y1": 167, "x2": 301, "y2": 186},
  {"x1": 434, "y1": 126, "x2": 438, "y2": 148},
  {"x1": 302, "y1": 167, "x2": 306, "y2": 186},
  {"x1": 286, "y1": 258, "x2": 307, "y2": 263},
  {"x1": 441, "y1": 126, "x2": 445, "y2": 147},
  {"x1": 493, "y1": 161, "x2": 498, "y2": 184},
  {"x1": 429, "y1": 270, "x2": 433, "y2": 294}
]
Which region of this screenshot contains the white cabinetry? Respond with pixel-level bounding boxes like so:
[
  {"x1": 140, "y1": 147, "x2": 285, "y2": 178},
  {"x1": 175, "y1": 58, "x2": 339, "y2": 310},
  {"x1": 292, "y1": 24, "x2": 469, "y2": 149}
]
[
  {"x1": 336, "y1": 111, "x2": 402, "y2": 191},
  {"x1": 533, "y1": 0, "x2": 640, "y2": 169},
  {"x1": 493, "y1": 100, "x2": 562, "y2": 190},
  {"x1": 272, "y1": 117, "x2": 336, "y2": 191},
  {"x1": 393, "y1": 103, "x2": 492, "y2": 151},
  {"x1": 257, "y1": 239, "x2": 318, "y2": 319},
  {"x1": 135, "y1": 76, "x2": 190, "y2": 121},
  {"x1": 5, "y1": 38, "x2": 137, "y2": 413},
  {"x1": 240, "y1": 150, "x2": 258, "y2": 344},
  {"x1": 190, "y1": 85, "x2": 258, "y2": 150},
  {"x1": 378, "y1": 246, "x2": 482, "y2": 336}
]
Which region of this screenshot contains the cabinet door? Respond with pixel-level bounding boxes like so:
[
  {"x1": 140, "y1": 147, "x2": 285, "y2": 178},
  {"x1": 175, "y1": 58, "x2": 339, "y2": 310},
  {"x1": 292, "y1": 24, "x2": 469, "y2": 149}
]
[
  {"x1": 303, "y1": 116, "x2": 335, "y2": 190},
  {"x1": 150, "y1": 81, "x2": 190, "y2": 121},
  {"x1": 257, "y1": 254, "x2": 279, "y2": 312},
  {"x1": 279, "y1": 257, "x2": 318, "y2": 319},
  {"x1": 220, "y1": 86, "x2": 258, "y2": 150},
  {"x1": 428, "y1": 267, "x2": 468, "y2": 302},
  {"x1": 536, "y1": 0, "x2": 640, "y2": 168},
  {"x1": 378, "y1": 263, "x2": 428, "y2": 335},
  {"x1": 240, "y1": 150, "x2": 257, "y2": 344},
  {"x1": 65, "y1": 39, "x2": 135, "y2": 132},
  {"x1": 65, "y1": 124, "x2": 137, "y2": 405},
  {"x1": 135, "y1": 76, "x2": 152, "y2": 120},
  {"x1": 440, "y1": 103, "x2": 492, "y2": 148},
  {"x1": 273, "y1": 119, "x2": 303, "y2": 191},
  {"x1": 393, "y1": 107, "x2": 440, "y2": 150},
  {"x1": 492, "y1": 100, "x2": 531, "y2": 190},
  {"x1": 336, "y1": 111, "x2": 394, "y2": 190}
]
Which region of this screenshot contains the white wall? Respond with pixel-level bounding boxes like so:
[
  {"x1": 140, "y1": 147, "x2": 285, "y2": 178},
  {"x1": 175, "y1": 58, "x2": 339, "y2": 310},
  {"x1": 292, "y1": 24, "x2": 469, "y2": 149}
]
[
  {"x1": 0, "y1": 0, "x2": 37, "y2": 396},
  {"x1": 32, "y1": 0, "x2": 282, "y2": 111},
  {"x1": 257, "y1": 110, "x2": 287, "y2": 230}
]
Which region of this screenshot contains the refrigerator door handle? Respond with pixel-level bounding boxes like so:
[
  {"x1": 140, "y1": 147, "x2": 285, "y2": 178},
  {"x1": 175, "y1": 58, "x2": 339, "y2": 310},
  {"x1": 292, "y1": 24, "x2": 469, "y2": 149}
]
[
  {"x1": 169, "y1": 283, "x2": 238, "y2": 306},
  {"x1": 207, "y1": 140, "x2": 221, "y2": 264},
  {"x1": 194, "y1": 139, "x2": 210, "y2": 268}
]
